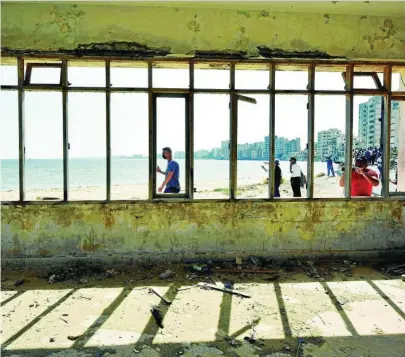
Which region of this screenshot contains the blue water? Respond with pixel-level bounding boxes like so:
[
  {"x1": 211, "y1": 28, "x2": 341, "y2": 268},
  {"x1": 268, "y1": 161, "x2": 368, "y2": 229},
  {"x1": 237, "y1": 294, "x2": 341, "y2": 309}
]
[{"x1": 1, "y1": 158, "x2": 330, "y2": 191}]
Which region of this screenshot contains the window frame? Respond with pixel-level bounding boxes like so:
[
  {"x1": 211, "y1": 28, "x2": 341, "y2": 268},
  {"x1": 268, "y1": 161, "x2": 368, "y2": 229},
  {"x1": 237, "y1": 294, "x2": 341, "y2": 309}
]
[{"x1": 1, "y1": 56, "x2": 404, "y2": 204}]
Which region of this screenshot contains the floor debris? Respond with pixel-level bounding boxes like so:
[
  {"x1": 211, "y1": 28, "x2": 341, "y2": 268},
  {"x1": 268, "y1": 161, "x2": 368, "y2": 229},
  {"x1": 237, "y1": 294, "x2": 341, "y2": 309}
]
[
  {"x1": 159, "y1": 269, "x2": 175, "y2": 280},
  {"x1": 197, "y1": 282, "x2": 251, "y2": 298},
  {"x1": 149, "y1": 287, "x2": 172, "y2": 305},
  {"x1": 150, "y1": 306, "x2": 164, "y2": 328}
]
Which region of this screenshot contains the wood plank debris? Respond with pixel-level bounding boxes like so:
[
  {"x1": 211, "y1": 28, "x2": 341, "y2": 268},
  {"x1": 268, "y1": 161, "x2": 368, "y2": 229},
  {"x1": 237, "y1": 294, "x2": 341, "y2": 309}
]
[
  {"x1": 149, "y1": 287, "x2": 172, "y2": 305},
  {"x1": 197, "y1": 282, "x2": 251, "y2": 298}
]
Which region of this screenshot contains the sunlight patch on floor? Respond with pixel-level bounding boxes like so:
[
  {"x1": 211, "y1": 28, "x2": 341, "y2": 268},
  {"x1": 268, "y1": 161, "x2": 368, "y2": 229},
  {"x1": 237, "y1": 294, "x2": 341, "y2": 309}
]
[
  {"x1": 280, "y1": 282, "x2": 352, "y2": 337},
  {"x1": 5, "y1": 288, "x2": 122, "y2": 350},
  {"x1": 152, "y1": 284, "x2": 224, "y2": 344},
  {"x1": 1, "y1": 289, "x2": 71, "y2": 345},
  {"x1": 372, "y1": 279, "x2": 405, "y2": 314},
  {"x1": 327, "y1": 281, "x2": 405, "y2": 336},
  {"x1": 1, "y1": 290, "x2": 19, "y2": 304},
  {"x1": 85, "y1": 286, "x2": 171, "y2": 347},
  {"x1": 228, "y1": 283, "x2": 285, "y2": 340}
]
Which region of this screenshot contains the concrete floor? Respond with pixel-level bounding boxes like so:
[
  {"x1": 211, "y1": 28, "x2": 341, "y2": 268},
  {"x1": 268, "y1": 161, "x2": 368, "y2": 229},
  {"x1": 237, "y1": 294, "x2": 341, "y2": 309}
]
[{"x1": 1, "y1": 262, "x2": 405, "y2": 357}]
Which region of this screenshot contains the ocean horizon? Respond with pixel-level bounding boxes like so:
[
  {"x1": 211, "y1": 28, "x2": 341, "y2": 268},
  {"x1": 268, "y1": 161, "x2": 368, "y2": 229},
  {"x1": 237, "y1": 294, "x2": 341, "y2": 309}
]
[{"x1": 1, "y1": 158, "x2": 336, "y2": 191}]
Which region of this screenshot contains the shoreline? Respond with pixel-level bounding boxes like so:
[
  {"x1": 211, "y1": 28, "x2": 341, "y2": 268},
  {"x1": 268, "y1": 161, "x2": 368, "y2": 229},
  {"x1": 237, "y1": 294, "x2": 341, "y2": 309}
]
[{"x1": 1, "y1": 176, "x2": 348, "y2": 201}]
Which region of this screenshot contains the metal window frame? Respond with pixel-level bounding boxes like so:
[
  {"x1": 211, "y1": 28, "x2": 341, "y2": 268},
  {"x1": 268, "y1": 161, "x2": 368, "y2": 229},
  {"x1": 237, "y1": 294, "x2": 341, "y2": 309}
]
[
  {"x1": 1, "y1": 56, "x2": 405, "y2": 205},
  {"x1": 152, "y1": 92, "x2": 191, "y2": 200},
  {"x1": 342, "y1": 71, "x2": 383, "y2": 90},
  {"x1": 24, "y1": 62, "x2": 63, "y2": 86}
]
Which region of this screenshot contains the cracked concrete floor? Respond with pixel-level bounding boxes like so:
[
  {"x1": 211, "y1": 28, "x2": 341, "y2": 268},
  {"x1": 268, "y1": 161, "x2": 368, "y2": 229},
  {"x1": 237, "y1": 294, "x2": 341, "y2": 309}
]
[{"x1": 1, "y1": 263, "x2": 405, "y2": 356}]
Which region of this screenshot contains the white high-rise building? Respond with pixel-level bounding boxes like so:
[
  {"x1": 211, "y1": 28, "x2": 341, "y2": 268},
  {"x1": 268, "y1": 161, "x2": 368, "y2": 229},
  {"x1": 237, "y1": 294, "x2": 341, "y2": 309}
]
[{"x1": 358, "y1": 97, "x2": 401, "y2": 149}]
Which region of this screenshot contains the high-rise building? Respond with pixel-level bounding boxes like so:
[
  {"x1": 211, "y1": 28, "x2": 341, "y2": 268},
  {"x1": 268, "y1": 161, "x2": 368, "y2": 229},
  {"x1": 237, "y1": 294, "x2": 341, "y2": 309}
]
[
  {"x1": 358, "y1": 97, "x2": 401, "y2": 149},
  {"x1": 221, "y1": 140, "x2": 230, "y2": 159},
  {"x1": 317, "y1": 128, "x2": 343, "y2": 160}
]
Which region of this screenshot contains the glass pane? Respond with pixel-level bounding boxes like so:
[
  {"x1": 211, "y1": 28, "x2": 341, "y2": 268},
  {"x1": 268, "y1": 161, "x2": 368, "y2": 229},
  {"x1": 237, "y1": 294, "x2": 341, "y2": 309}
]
[
  {"x1": 24, "y1": 92, "x2": 63, "y2": 201},
  {"x1": 0, "y1": 61, "x2": 18, "y2": 85},
  {"x1": 153, "y1": 63, "x2": 188, "y2": 88},
  {"x1": 68, "y1": 93, "x2": 106, "y2": 200},
  {"x1": 314, "y1": 96, "x2": 346, "y2": 198},
  {"x1": 0, "y1": 91, "x2": 19, "y2": 201},
  {"x1": 237, "y1": 95, "x2": 269, "y2": 199},
  {"x1": 111, "y1": 93, "x2": 148, "y2": 200},
  {"x1": 236, "y1": 65, "x2": 268, "y2": 89},
  {"x1": 194, "y1": 94, "x2": 230, "y2": 199},
  {"x1": 111, "y1": 62, "x2": 148, "y2": 88},
  {"x1": 275, "y1": 95, "x2": 308, "y2": 198},
  {"x1": 315, "y1": 68, "x2": 346, "y2": 90},
  {"x1": 68, "y1": 62, "x2": 105, "y2": 87},
  {"x1": 156, "y1": 97, "x2": 186, "y2": 194},
  {"x1": 392, "y1": 67, "x2": 404, "y2": 92},
  {"x1": 389, "y1": 100, "x2": 404, "y2": 194},
  {"x1": 352, "y1": 96, "x2": 383, "y2": 197},
  {"x1": 194, "y1": 64, "x2": 230, "y2": 89},
  {"x1": 276, "y1": 68, "x2": 308, "y2": 90},
  {"x1": 30, "y1": 67, "x2": 61, "y2": 84}
]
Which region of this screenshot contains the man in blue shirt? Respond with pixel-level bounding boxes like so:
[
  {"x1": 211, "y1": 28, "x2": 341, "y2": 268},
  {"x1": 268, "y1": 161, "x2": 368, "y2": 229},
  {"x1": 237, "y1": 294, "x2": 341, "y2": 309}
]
[
  {"x1": 326, "y1": 157, "x2": 335, "y2": 177},
  {"x1": 157, "y1": 147, "x2": 180, "y2": 193}
]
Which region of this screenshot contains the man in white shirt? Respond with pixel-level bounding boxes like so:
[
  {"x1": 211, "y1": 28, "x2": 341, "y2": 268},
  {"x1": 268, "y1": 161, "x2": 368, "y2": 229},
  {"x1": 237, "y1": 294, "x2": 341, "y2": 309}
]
[{"x1": 289, "y1": 157, "x2": 302, "y2": 197}]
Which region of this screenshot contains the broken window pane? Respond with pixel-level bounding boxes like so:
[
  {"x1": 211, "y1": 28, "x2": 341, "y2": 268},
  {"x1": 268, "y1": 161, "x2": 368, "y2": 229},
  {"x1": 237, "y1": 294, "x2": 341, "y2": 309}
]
[
  {"x1": 155, "y1": 97, "x2": 186, "y2": 195},
  {"x1": 0, "y1": 90, "x2": 19, "y2": 201},
  {"x1": 68, "y1": 61, "x2": 106, "y2": 87},
  {"x1": 153, "y1": 63, "x2": 189, "y2": 88},
  {"x1": 110, "y1": 62, "x2": 148, "y2": 88},
  {"x1": 24, "y1": 92, "x2": 63, "y2": 201},
  {"x1": 314, "y1": 95, "x2": 346, "y2": 198},
  {"x1": 0, "y1": 60, "x2": 18, "y2": 85},
  {"x1": 68, "y1": 93, "x2": 106, "y2": 200},
  {"x1": 27, "y1": 64, "x2": 62, "y2": 85},
  {"x1": 276, "y1": 67, "x2": 308, "y2": 90},
  {"x1": 111, "y1": 93, "x2": 148, "y2": 200},
  {"x1": 237, "y1": 95, "x2": 269, "y2": 199},
  {"x1": 194, "y1": 94, "x2": 230, "y2": 199},
  {"x1": 194, "y1": 63, "x2": 230, "y2": 89},
  {"x1": 275, "y1": 95, "x2": 308, "y2": 199},
  {"x1": 353, "y1": 95, "x2": 383, "y2": 197}
]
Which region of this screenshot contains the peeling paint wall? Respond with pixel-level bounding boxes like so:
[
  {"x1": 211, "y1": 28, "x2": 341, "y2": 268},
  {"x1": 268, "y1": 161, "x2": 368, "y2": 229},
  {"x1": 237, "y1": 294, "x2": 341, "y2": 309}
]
[
  {"x1": 1, "y1": 2, "x2": 405, "y2": 59},
  {"x1": 1, "y1": 201, "x2": 405, "y2": 261}
]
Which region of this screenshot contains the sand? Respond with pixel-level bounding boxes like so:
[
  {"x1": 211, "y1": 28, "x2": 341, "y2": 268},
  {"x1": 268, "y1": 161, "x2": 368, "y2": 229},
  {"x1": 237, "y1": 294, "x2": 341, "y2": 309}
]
[{"x1": 1, "y1": 176, "x2": 347, "y2": 201}]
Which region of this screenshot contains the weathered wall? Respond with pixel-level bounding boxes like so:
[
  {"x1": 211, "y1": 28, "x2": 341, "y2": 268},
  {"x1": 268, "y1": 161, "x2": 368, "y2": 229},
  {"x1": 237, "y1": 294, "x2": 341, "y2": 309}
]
[
  {"x1": 2, "y1": 201, "x2": 405, "y2": 263},
  {"x1": 1, "y1": 2, "x2": 405, "y2": 59}
]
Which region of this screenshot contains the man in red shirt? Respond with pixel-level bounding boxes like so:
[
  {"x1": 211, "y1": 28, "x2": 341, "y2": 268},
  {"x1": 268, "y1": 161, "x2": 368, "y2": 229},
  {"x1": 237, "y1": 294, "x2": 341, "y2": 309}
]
[{"x1": 339, "y1": 156, "x2": 379, "y2": 196}]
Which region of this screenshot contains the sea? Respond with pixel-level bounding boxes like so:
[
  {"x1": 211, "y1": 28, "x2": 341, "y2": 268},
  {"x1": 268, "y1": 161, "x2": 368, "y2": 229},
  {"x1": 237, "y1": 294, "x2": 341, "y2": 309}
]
[{"x1": 0, "y1": 158, "x2": 337, "y2": 191}]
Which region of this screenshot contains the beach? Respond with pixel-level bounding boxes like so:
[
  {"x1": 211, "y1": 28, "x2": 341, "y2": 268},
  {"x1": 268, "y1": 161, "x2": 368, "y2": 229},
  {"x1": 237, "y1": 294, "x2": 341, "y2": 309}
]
[{"x1": 1, "y1": 175, "x2": 348, "y2": 201}]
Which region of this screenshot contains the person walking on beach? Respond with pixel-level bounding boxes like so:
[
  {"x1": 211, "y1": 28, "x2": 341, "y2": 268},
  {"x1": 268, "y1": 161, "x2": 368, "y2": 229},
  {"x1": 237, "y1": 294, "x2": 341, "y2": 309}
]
[
  {"x1": 326, "y1": 157, "x2": 335, "y2": 177},
  {"x1": 157, "y1": 147, "x2": 180, "y2": 193},
  {"x1": 274, "y1": 160, "x2": 282, "y2": 198},
  {"x1": 339, "y1": 156, "x2": 379, "y2": 196},
  {"x1": 289, "y1": 157, "x2": 302, "y2": 197}
]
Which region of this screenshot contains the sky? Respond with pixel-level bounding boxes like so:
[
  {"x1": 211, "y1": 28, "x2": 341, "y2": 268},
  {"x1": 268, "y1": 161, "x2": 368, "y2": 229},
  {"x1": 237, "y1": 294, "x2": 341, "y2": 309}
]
[{"x1": 0, "y1": 64, "x2": 401, "y2": 159}]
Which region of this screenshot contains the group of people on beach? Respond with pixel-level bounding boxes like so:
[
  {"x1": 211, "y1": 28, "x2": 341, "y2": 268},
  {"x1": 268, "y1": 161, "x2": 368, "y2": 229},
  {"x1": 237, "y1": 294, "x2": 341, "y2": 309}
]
[{"x1": 156, "y1": 146, "x2": 397, "y2": 198}]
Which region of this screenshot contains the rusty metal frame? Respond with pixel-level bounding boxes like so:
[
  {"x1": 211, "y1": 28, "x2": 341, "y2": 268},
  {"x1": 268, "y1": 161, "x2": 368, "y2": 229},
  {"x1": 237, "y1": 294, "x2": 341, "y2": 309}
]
[
  {"x1": 24, "y1": 62, "x2": 62, "y2": 86},
  {"x1": 344, "y1": 65, "x2": 354, "y2": 198},
  {"x1": 382, "y1": 66, "x2": 392, "y2": 198},
  {"x1": 268, "y1": 64, "x2": 276, "y2": 199},
  {"x1": 106, "y1": 60, "x2": 112, "y2": 201},
  {"x1": 1, "y1": 56, "x2": 405, "y2": 205},
  {"x1": 229, "y1": 64, "x2": 237, "y2": 200},
  {"x1": 61, "y1": 59, "x2": 69, "y2": 201},
  {"x1": 17, "y1": 57, "x2": 25, "y2": 202},
  {"x1": 152, "y1": 93, "x2": 190, "y2": 200},
  {"x1": 307, "y1": 64, "x2": 315, "y2": 199}
]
